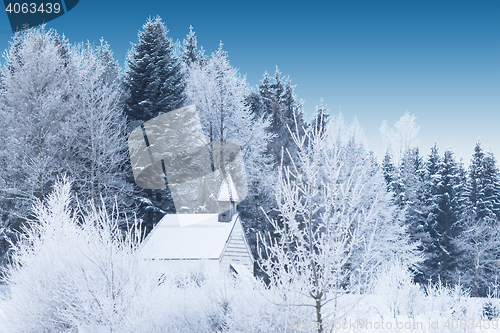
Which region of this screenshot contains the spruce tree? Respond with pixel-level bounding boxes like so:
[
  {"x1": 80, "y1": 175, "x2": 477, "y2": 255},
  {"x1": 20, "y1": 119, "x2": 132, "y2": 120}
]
[
  {"x1": 484, "y1": 152, "x2": 500, "y2": 218},
  {"x1": 419, "y1": 146, "x2": 464, "y2": 284},
  {"x1": 381, "y1": 151, "x2": 397, "y2": 194},
  {"x1": 257, "y1": 67, "x2": 306, "y2": 167},
  {"x1": 310, "y1": 99, "x2": 330, "y2": 137},
  {"x1": 182, "y1": 25, "x2": 199, "y2": 65},
  {"x1": 258, "y1": 71, "x2": 273, "y2": 113},
  {"x1": 468, "y1": 142, "x2": 500, "y2": 220},
  {"x1": 123, "y1": 16, "x2": 185, "y2": 229},
  {"x1": 124, "y1": 16, "x2": 185, "y2": 123},
  {"x1": 451, "y1": 144, "x2": 500, "y2": 293},
  {"x1": 436, "y1": 150, "x2": 462, "y2": 283},
  {"x1": 245, "y1": 91, "x2": 264, "y2": 118},
  {"x1": 97, "y1": 38, "x2": 119, "y2": 84}
]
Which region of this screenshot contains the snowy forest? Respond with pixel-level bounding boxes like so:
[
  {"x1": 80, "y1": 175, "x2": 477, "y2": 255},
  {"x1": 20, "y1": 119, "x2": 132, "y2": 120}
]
[{"x1": 0, "y1": 16, "x2": 500, "y2": 333}]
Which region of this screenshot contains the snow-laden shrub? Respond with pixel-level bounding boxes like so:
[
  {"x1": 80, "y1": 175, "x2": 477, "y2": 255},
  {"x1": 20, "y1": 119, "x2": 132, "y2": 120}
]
[
  {"x1": 223, "y1": 278, "x2": 308, "y2": 333},
  {"x1": 0, "y1": 180, "x2": 166, "y2": 332},
  {"x1": 373, "y1": 260, "x2": 424, "y2": 319},
  {"x1": 424, "y1": 279, "x2": 483, "y2": 320}
]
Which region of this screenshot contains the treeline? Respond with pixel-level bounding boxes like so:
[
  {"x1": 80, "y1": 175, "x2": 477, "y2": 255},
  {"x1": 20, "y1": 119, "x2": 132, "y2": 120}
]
[{"x1": 381, "y1": 114, "x2": 500, "y2": 296}]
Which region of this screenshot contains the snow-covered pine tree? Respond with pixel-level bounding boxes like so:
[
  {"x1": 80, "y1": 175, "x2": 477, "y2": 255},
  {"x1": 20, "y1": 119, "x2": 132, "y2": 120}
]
[
  {"x1": 382, "y1": 151, "x2": 397, "y2": 194},
  {"x1": 451, "y1": 143, "x2": 500, "y2": 295},
  {"x1": 123, "y1": 16, "x2": 186, "y2": 229},
  {"x1": 484, "y1": 151, "x2": 500, "y2": 218},
  {"x1": 435, "y1": 150, "x2": 463, "y2": 284},
  {"x1": 245, "y1": 91, "x2": 265, "y2": 118},
  {"x1": 182, "y1": 25, "x2": 199, "y2": 66},
  {"x1": 418, "y1": 144, "x2": 442, "y2": 281},
  {"x1": 418, "y1": 145, "x2": 463, "y2": 284},
  {"x1": 257, "y1": 67, "x2": 306, "y2": 167},
  {"x1": 467, "y1": 142, "x2": 500, "y2": 220},
  {"x1": 124, "y1": 16, "x2": 185, "y2": 123},
  {"x1": 97, "y1": 37, "x2": 120, "y2": 84},
  {"x1": 258, "y1": 71, "x2": 273, "y2": 114},
  {"x1": 454, "y1": 157, "x2": 471, "y2": 219},
  {"x1": 310, "y1": 99, "x2": 330, "y2": 137}
]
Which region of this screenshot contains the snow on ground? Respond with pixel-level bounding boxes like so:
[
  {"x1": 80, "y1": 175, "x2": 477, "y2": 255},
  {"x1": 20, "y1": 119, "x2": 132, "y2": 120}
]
[
  {"x1": 0, "y1": 280, "x2": 500, "y2": 332},
  {"x1": 0, "y1": 285, "x2": 7, "y2": 326},
  {"x1": 315, "y1": 294, "x2": 498, "y2": 333}
]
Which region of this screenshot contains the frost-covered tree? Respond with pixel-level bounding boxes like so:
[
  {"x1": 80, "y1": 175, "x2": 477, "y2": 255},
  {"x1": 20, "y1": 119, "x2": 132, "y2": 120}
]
[
  {"x1": 0, "y1": 27, "x2": 74, "y2": 221},
  {"x1": 0, "y1": 27, "x2": 133, "y2": 265},
  {"x1": 185, "y1": 42, "x2": 273, "y2": 250},
  {"x1": 70, "y1": 42, "x2": 133, "y2": 211},
  {"x1": 379, "y1": 114, "x2": 432, "y2": 281},
  {"x1": 454, "y1": 215, "x2": 500, "y2": 297},
  {"x1": 259, "y1": 111, "x2": 417, "y2": 333},
  {"x1": 124, "y1": 16, "x2": 185, "y2": 123},
  {"x1": 386, "y1": 147, "x2": 428, "y2": 266},
  {"x1": 380, "y1": 112, "x2": 420, "y2": 166},
  {"x1": 325, "y1": 113, "x2": 419, "y2": 280},
  {"x1": 259, "y1": 117, "x2": 369, "y2": 333}
]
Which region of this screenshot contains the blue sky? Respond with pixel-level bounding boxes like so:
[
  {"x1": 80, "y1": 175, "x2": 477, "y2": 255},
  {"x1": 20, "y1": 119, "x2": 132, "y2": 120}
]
[{"x1": 1, "y1": 0, "x2": 499, "y2": 164}]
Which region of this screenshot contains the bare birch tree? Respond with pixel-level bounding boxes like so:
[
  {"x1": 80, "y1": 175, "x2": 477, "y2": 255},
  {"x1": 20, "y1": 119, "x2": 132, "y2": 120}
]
[{"x1": 258, "y1": 112, "x2": 381, "y2": 333}]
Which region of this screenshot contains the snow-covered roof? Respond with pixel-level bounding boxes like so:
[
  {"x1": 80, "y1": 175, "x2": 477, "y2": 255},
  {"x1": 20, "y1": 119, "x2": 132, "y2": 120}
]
[
  {"x1": 141, "y1": 213, "x2": 237, "y2": 260},
  {"x1": 217, "y1": 174, "x2": 239, "y2": 202}
]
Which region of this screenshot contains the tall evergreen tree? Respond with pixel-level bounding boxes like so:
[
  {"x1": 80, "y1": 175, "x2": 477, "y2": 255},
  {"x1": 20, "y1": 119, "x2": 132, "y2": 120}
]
[
  {"x1": 435, "y1": 150, "x2": 462, "y2": 283},
  {"x1": 245, "y1": 91, "x2": 264, "y2": 118},
  {"x1": 182, "y1": 25, "x2": 199, "y2": 65},
  {"x1": 310, "y1": 99, "x2": 330, "y2": 137},
  {"x1": 123, "y1": 16, "x2": 186, "y2": 230},
  {"x1": 257, "y1": 67, "x2": 306, "y2": 167},
  {"x1": 418, "y1": 146, "x2": 463, "y2": 284},
  {"x1": 453, "y1": 144, "x2": 500, "y2": 295},
  {"x1": 467, "y1": 142, "x2": 500, "y2": 220},
  {"x1": 97, "y1": 38, "x2": 119, "y2": 84},
  {"x1": 124, "y1": 16, "x2": 185, "y2": 123},
  {"x1": 381, "y1": 151, "x2": 397, "y2": 193}
]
